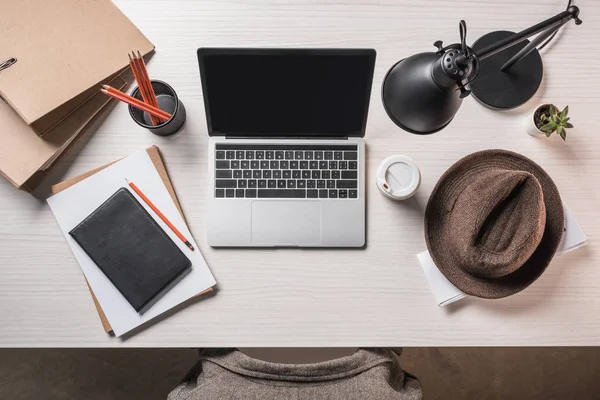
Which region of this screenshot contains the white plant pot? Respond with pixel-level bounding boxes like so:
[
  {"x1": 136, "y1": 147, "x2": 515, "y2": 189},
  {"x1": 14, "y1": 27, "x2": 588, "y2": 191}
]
[{"x1": 526, "y1": 103, "x2": 553, "y2": 137}]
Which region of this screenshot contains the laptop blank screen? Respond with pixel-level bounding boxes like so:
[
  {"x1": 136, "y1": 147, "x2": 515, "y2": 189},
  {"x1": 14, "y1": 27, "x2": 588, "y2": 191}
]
[{"x1": 199, "y1": 49, "x2": 375, "y2": 137}]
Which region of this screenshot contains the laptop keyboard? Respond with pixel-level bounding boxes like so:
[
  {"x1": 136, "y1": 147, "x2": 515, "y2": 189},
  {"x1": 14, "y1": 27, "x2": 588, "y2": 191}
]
[{"x1": 214, "y1": 144, "x2": 359, "y2": 199}]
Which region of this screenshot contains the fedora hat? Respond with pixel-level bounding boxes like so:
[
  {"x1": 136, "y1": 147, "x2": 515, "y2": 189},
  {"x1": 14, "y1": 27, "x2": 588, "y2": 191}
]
[{"x1": 424, "y1": 150, "x2": 564, "y2": 299}]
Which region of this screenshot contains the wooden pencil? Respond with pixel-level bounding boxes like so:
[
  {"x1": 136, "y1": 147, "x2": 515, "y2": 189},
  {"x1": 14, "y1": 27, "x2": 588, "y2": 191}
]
[
  {"x1": 129, "y1": 53, "x2": 159, "y2": 125},
  {"x1": 126, "y1": 178, "x2": 194, "y2": 251},
  {"x1": 136, "y1": 51, "x2": 160, "y2": 111},
  {"x1": 132, "y1": 52, "x2": 160, "y2": 116},
  {"x1": 101, "y1": 85, "x2": 172, "y2": 121}
]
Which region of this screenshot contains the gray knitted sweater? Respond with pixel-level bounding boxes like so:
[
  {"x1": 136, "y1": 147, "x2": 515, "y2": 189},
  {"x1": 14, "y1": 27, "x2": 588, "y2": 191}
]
[{"x1": 168, "y1": 348, "x2": 422, "y2": 399}]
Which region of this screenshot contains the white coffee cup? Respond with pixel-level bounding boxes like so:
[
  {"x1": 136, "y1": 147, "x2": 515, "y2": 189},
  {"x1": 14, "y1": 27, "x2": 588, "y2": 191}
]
[{"x1": 376, "y1": 155, "x2": 421, "y2": 200}]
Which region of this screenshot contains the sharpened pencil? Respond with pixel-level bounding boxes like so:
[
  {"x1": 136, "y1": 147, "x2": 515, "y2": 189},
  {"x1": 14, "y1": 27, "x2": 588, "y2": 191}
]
[
  {"x1": 129, "y1": 53, "x2": 159, "y2": 125},
  {"x1": 101, "y1": 85, "x2": 172, "y2": 121},
  {"x1": 136, "y1": 50, "x2": 160, "y2": 111},
  {"x1": 126, "y1": 178, "x2": 194, "y2": 251}
]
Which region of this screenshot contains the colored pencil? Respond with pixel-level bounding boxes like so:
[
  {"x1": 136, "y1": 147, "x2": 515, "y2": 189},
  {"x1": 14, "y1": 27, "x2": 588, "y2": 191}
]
[
  {"x1": 136, "y1": 51, "x2": 160, "y2": 110},
  {"x1": 126, "y1": 178, "x2": 194, "y2": 251},
  {"x1": 101, "y1": 85, "x2": 172, "y2": 121},
  {"x1": 131, "y1": 51, "x2": 163, "y2": 124},
  {"x1": 129, "y1": 53, "x2": 159, "y2": 125}
]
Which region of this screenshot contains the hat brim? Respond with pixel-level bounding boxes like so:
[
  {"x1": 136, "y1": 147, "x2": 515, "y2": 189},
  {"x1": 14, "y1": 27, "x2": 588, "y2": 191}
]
[{"x1": 424, "y1": 150, "x2": 564, "y2": 299}]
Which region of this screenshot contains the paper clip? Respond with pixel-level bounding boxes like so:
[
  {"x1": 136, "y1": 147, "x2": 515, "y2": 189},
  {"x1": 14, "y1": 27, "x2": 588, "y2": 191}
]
[{"x1": 0, "y1": 58, "x2": 17, "y2": 72}]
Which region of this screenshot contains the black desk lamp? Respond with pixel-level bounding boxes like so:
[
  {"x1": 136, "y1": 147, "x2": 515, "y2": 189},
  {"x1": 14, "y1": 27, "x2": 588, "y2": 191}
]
[{"x1": 382, "y1": 5, "x2": 582, "y2": 134}]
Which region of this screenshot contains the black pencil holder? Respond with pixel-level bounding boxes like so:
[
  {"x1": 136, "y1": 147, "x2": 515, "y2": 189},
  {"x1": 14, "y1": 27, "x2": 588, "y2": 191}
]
[{"x1": 128, "y1": 80, "x2": 186, "y2": 136}]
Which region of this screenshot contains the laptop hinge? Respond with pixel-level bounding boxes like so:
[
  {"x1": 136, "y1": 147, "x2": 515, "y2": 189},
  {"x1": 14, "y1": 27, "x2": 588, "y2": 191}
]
[{"x1": 224, "y1": 135, "x2": 349, "y2": 140}]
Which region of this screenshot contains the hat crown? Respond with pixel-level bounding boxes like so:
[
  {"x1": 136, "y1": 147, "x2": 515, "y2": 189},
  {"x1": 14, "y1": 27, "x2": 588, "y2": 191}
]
[{"x1": 449, "y1": 169, "x2": 546, "y2": 279}]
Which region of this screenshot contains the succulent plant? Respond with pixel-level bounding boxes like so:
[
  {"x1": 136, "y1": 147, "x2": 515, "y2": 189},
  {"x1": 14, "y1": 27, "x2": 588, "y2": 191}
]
[{"x1": 539, "y1": 105, "x2": 573, "y2": 140}]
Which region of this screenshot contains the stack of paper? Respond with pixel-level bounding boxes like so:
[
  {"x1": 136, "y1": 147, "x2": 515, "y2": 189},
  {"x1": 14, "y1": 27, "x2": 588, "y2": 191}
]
[{"x1": 48, "y1": 148, "x2": 216, "y2": 337}]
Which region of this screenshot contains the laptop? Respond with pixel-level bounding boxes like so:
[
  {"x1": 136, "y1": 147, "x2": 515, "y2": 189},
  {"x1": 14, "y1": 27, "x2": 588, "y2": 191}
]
[{"x1": 198, "y1": 48, "x2": 376, "y2": 247}]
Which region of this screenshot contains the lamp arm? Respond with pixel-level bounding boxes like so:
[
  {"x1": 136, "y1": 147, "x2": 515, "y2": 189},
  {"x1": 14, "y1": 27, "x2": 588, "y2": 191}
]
[
  {"x1": 475, "y1": 6, "x2": 581, "y2": 62},
  {"x1": 499, "y1": 26, "x2": 560, "y2": 72}
]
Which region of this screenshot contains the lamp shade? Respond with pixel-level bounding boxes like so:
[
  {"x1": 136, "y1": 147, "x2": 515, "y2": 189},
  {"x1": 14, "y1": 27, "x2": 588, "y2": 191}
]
[{"x1": 382, "y1": 52, "x2": 464, "y2": 135}]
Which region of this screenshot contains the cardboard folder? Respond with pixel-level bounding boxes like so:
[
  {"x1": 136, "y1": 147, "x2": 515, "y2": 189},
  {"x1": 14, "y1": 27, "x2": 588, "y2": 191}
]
[
  {"x1": 0, "y1": 0, "x2": 154, "y2": 135},
  {"x1": 0, "y1": 76, "x2": 127, "y2": 191},
  {"x1": 51, "y1": 146, "x2": 212, "y2": 333}
]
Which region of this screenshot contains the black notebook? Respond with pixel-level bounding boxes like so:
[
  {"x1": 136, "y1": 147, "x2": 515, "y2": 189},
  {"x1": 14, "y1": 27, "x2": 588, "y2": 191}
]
[{"x1": 69, "y1": 188, "x2": 191, "y2": 313}]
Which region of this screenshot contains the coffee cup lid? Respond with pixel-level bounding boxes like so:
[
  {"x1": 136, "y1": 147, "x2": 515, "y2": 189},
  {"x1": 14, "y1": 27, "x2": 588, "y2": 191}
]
[{"x1": 376, "y1": 155, "x2": 421, "y2": 200}]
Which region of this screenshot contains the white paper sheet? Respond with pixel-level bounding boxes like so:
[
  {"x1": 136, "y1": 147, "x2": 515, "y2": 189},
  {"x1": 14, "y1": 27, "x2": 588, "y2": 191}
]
[
  {"x1": 47, "y1": 150, "x2": 216, "y2": 337},
  {"x1": 418, "y1": 203, "x2": 587, "y2": 307},
  {"x1": 557, "y1": 203, "x2": 588, "y2": 254},
  {"x1": 417, "y1": 251, "x2": 466, "y2": 307}
]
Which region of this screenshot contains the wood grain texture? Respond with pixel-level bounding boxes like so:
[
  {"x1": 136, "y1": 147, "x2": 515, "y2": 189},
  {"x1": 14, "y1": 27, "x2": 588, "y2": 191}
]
[{"x1": 0, "y1": 0, "x2": 599, "y2": 347}]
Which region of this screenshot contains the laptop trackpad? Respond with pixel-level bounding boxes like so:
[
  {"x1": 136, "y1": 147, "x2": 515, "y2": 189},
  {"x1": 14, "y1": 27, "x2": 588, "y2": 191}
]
[{"x1": 251, "y1": 201, "x2": 322, "y2": 245}]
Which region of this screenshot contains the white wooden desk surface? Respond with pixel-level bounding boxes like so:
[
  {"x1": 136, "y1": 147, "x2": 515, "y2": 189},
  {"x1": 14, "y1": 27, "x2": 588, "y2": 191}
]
[{"x1": 1, "y1": 0, "x2": 599, "y2": 347}]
